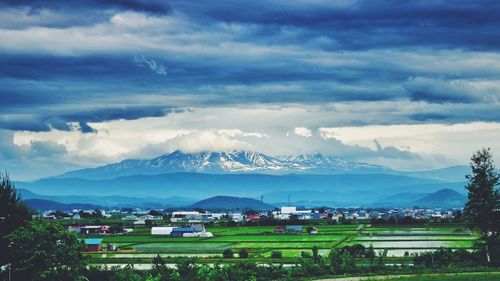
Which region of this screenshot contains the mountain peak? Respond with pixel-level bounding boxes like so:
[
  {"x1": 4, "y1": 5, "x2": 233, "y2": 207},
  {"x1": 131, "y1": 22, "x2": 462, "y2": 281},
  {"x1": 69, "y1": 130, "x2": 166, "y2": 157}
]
[{"x1": 55, "y1": 150, "x2": 385, "y2": 180}]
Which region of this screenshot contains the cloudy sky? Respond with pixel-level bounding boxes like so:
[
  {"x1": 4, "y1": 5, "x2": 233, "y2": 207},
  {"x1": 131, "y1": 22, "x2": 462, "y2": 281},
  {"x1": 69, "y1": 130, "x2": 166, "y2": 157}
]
[{"x1": 1, "y1": 0, "x2": 500, "y2": 180}]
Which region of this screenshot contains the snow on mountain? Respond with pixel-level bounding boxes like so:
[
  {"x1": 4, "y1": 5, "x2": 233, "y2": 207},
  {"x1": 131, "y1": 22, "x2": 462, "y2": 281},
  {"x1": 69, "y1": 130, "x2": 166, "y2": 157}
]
[{"x1": 56, "y1": 150, "x2": 387, "y2": 180}]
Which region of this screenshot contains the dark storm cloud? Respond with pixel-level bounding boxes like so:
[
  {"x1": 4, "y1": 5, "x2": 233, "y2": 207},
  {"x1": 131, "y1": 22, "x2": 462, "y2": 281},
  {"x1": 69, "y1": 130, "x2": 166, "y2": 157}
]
[
  {"x1": 174, "y1": 0, "x2": 500, "y2": 50},
  {"x1": 0, "y1": 0, "x2": 498, "y2": 132},
  {"x1": 1, "y1": 0, "x2": 172, "y2": 14}
]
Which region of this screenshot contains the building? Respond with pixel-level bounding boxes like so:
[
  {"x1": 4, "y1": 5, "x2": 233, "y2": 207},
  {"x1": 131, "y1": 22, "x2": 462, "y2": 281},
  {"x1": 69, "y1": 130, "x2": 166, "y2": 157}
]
[
  {"x1": 82, "y1": 238, "x2": 103, "y2": 252},
  {"x1": 286, "y1": 225, "x2": 303, "y2": 234},
  {"x1": 171, "y1": 227, "x2": 196, "y2": 237},
  {"x1": 281, "y1": 206, "x2": 296, "y2": 214},
  {"x1": 230, "y1": 213, "x2": 244, "y2": 222},
  {"x1": 246, "y1": 214, "x2": 260, "y2": 221},
  {"x1": 80, "y1": 226, "x2": 101, "y2": 234},
  {"x1": 122, "y1": 215, "x2": 137, "y2": 221},
  {"x1": 275, "y1": 226, "x2": 285, "y2": 234},
  {"x1": 191, "y1": 224, "x2": 205, "y2": 233},
  {"x1": 151, "y1": 227, "x2": 174, "y2": 236}
]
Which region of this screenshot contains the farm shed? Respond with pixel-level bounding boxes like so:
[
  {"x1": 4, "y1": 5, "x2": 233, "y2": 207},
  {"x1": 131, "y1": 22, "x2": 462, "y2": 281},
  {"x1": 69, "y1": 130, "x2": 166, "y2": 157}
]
[
  {"x1": 151, "y1": 227, "x2": 174, "y2": 236},
  {"x1": 191, "y1": 224, "x2": 206, "y2": 232},
  {"x1": 82, "y1": 238, "x2": 103, "y2": 252},
  {"x1": 171, "y1": 227, "x2": 196, "y2": 237}
]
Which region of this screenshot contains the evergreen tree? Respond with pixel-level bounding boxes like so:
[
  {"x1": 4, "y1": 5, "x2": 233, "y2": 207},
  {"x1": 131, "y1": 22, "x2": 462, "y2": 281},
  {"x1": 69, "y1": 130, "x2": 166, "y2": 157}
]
[
  {"x1": 464, "y1": 148, "x2": 500, "y2": 236},
  {"x1": 463, "y1": 148, "x2": 499, "y2": 263},
  {"x1": 0, "y1": 172, "x2": 31, "y2": 265}
]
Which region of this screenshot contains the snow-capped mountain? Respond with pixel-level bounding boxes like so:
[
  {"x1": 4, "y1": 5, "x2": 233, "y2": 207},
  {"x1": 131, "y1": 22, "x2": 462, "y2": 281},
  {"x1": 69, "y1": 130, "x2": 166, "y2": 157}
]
[{"x1": 56, "y1": 150, "x2": 388, "y2": 180}]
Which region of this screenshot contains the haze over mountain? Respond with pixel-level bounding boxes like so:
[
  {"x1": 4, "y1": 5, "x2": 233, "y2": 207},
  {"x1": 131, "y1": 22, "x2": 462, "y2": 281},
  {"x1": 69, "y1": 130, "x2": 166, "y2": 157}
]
[
  {"x1": 23, "y1": 199, "x2": 101, "y2": 212},
  {"x1": 374, "y1": 188, "x2": 466, "y2": 208},
  {"x1": 12, "y1": 150, "x2": 473, "y2": 207},
  {"x1": 55, "y1": 150, "x2": 388, "y2": 180},
  {"x1": 191, "y1": 196, "x2": 274, "y2": 210}
]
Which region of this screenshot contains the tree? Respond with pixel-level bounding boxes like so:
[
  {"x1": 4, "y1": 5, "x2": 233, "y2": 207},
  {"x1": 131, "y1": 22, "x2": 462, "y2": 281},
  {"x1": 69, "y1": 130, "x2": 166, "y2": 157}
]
[
  {"x1": 223, "y1": 249, "x2": 234, "y2": 258},
  {"x1": 464, "y1": 148, "x2": 500, "y2": 234},
  {"x1": 366, "y1": 244, "x2": 376, "y2": 269},
  {"x1": 0, "y1": 172, "x2": 31, "y2": 265},
  {"x1": 312, "y1": 245, "x2": 320, "y2": 264},
  {"x1": 463, "y1": 148, "x2": 499, "y2": 263},
  {"x1": 329, "y1": 249, "x2": 342, "y2": 273},
  {"x1": 151, "y1": 255, "x2": 176, "y2": 280},
  {"x1": 8, "y1": 220, "x2": 86, "y2": 281}
]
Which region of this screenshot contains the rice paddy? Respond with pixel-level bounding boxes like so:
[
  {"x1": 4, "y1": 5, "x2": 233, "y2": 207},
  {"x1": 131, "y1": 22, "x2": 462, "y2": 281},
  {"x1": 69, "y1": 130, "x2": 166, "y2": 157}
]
[{"x1": 84, "y1": 224, "x2": 480, "y2": 264}]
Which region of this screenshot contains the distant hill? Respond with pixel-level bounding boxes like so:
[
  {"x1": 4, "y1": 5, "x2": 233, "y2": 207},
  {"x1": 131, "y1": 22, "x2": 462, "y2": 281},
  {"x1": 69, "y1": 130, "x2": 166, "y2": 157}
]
[
  {"x1": 23, "y1": 199, "x2": 101, "y2": 211},
  {"x1": 191, "y1": 196, "x2": 274, "y2": 210},
  {"x1": 16, "y1": 173, "x2": 465, "y2": 206},
  {"x1": 17, "y1": 189, "x2": 196, "y2": 208},
  {"x1": 373, "y1": 192, "x2": 428, "y2": 207},
  {"x1": 414, "y1": 188, "x2": 466, "y2": 207}
]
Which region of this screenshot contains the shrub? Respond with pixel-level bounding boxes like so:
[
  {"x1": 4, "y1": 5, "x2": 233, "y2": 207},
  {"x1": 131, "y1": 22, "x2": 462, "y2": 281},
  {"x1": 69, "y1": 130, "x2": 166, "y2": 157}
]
[
  {"x1": 239, "y1": 249, "x2": 249, "y2": 259},
  {"x1": 271, "y1": 251, "x2": 282, "y2": 258}
]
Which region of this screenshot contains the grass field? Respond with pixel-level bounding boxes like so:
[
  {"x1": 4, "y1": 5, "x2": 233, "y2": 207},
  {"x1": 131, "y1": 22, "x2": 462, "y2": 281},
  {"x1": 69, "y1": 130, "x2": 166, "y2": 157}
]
[
  {"x1": 82, "y1": 223, "x2": 480, "y2": 264},
  {"x1": 366, "y1": 272, "x2": 500, "y2": 281}
]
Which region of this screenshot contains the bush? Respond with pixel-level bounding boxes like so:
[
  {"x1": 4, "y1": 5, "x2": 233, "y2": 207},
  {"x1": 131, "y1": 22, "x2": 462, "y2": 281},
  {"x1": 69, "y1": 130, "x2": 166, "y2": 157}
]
[
  {"x1": 301, "y1": 251, "x2": 312, "y2": 258},
  {"x1": 238, "y1": 249, "x2": 249, "y2": 259},
  {"x1": 271, "y1": 251, "x2": 282, "y2": 258},
  {"x1": 223, "y1": 249, "x2": 234, "y2": 258}
]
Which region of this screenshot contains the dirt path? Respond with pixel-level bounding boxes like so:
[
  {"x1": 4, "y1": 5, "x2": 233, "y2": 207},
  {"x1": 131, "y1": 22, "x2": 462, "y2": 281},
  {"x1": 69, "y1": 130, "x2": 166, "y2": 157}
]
[{"x1": 313, "y1": 271, "x2": 500, "y2": 281}]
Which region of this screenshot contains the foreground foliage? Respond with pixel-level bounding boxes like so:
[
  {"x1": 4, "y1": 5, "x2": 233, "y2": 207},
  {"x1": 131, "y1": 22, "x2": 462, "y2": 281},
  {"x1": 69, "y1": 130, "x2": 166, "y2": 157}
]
[
  {"x1": 0, "y1": 173, "x2": 31, "y2": 266},
  {"x1": 8, "y1": 220, "x2": 86, "y2": 281}
]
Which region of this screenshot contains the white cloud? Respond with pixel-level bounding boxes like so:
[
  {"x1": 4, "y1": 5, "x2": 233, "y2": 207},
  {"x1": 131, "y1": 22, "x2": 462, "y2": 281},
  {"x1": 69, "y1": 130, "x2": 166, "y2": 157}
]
[
  {"x1": 294, "y1": 127, "x2": 312, "y2": 138},
  {"x1": 10, "y1": 106, "x2": 500, "y2": 177}
]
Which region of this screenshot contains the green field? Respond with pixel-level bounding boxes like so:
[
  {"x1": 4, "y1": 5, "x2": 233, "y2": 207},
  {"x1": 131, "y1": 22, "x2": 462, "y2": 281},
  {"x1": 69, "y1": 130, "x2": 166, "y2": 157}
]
[
  {"x1": 82, "y1": 223, "x2": 481, "y2": 264},
  {"x1": 368, "y1": 272, "x2": 500, "y2": 281}
]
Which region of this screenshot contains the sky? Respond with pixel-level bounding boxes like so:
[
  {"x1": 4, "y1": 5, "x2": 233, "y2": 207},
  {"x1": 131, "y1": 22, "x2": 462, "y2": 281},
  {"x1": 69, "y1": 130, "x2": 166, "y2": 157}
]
[{"x1": 1, "y1": 0, "x2": 500, "y2": 180}]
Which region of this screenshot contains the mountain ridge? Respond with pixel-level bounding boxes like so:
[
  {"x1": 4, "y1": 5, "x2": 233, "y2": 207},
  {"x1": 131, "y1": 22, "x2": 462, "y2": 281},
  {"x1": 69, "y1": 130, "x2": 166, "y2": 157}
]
[{"x1": 55, "y1": 150, "x2": 388, "y2": 180}]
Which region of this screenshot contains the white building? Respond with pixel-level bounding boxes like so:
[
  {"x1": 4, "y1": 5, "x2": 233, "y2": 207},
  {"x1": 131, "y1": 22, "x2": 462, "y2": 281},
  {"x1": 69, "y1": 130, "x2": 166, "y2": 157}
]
[
  {"x1": 151, "y1": 227, "x2": 174, "y2": 235},
  {"x1": 281, "y1": 206, "x2": 296, "y2": 214}
]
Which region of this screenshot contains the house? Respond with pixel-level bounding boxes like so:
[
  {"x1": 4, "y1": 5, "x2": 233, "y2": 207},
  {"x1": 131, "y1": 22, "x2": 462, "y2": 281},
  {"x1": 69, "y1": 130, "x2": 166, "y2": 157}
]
[
  {"x1": 246, "y1": 214, "x2": 260, "y2": 221},
  {"x1": 286, "y1": 225, "x2": 303, "y2": 234},
  {"x1": 82, "y1": 238, "x2": 103, "y2": 252},
  {"x1": 310, "y1": 213, "x2": 321, "y2": 220},
  {"x1": 171, "y1": 227, "x2": 196, "y2": 237},
  {"x1": 191, "y1": 224, "x2": 205, "y2": 233},
  {"x1": 230, "y1": 213, "x2": 244, "y2": 222},
  {"x1": 275, "y1": 226, "x2": 285, "y2": 234},
  {"x1": 137, "y1": 215, "x2": 163, "y2": 221},
  {"x1": 80, "y1": 226, "x2": 101, "y2": 234},
  {"x1": 186, "y1": 214, "x2": 204, "y2": 223},
  {"x1": 100, "y1": 226, "x2": 110, "y2": 234},
  {"x1": 151, "y1": 227, "x2": 174, "y2": 236},
  {"x1": 281, "y1": 206, "x2": 296, "y2": 214}
]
